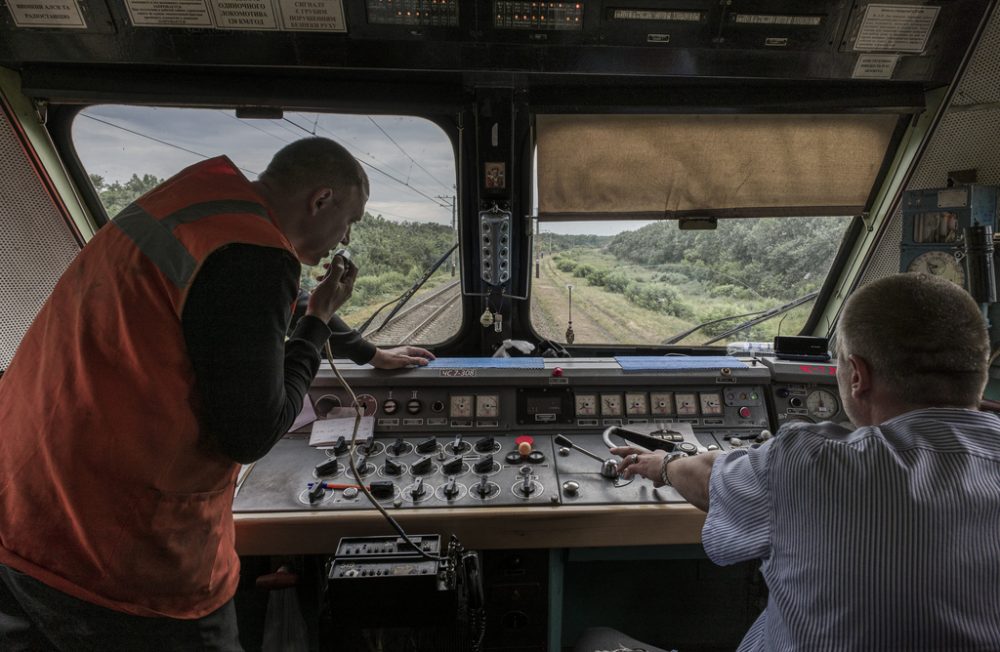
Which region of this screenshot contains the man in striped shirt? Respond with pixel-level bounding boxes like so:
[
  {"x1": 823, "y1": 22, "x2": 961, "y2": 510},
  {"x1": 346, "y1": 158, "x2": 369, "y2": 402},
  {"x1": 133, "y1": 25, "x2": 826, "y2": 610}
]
[{"x1": 615, "y1": 273, "x2": 1000, "y2": 651}]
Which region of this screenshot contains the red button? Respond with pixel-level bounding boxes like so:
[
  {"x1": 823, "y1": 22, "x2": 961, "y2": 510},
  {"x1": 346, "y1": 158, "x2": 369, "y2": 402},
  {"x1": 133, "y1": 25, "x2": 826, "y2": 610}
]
[
  {"x1": 552, "y1": 367, "x2": 564, "y2": 377},
  {"x1": 739, "y1": 407, "x2": 752, "y2": 418}
]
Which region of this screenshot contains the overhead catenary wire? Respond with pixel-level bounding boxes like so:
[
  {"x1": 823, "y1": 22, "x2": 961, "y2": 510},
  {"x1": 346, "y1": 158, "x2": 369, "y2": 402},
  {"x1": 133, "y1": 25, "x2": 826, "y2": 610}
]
[
  {"x1": 368, "y1": 116, "x2": 455, "y2": 193},
  {"x1": 218, "y1": 110, "x2": 296, "y2": 145},
  {"x1": 290, "y1": 113, "x2": 415, "y2": 183},
  {"x1": 283, "y1": 116, "x2": 452, "y2": 212},
  {"x1": 80, "y1": 113, "x2": 261, "y2": 177}
]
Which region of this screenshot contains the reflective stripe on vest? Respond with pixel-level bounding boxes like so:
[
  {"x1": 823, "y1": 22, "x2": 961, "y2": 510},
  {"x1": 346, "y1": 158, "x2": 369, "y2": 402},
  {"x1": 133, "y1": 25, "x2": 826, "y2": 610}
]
[{"x1": 113, "y1": 199, "x2": 270, "y2": 288}]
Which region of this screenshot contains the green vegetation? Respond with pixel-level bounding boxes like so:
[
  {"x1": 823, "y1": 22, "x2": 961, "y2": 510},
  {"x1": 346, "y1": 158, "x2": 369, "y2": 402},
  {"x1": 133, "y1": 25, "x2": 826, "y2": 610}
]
[
  {"x1": 534, "y1": 217, "x2": 852, "y2": 345},
  {"x1": 607, "y1": 217, "x2": 849, "y2": 300},
  {"x1": 89, "y1": 173, "x2": 163, "y2": 217},
  {"x1": 301, "y1": 215, "x2": 457, "y2": 319}
]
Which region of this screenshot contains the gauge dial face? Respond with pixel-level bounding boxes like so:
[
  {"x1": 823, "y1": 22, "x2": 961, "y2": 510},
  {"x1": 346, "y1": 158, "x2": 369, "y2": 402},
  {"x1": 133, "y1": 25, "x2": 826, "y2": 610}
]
[
  {"x1": 907, "y1": 250, "x2": 965, "y2": 286},
  {"x1": 806, "y1": 389, "x2": 839, "y2": 420},
  {"x1": 600, "y1": 394, "x2": 623, "y2": 417},
  {"x1": 699, "y1": 392, "x2": 723, "y2": 416},
  {"x1": 315, "y1": 393, "x2": 342, "y2": 418},
  {"x1": 450, "y1": 395, "x2": 473, "y2": 418},
  {"x1": 574, "y1": 394, "x2": 597, "y2": 417},
  {"x1": 351, "y1": 393, "x2": 378, "y2": 417},
  {"x1": 675, "y1": 393, "x2": 698, "y2": 416},
  {"x1": 625, "y1": 392, "x2": 649, "y2": 416},
  {"x1": 476, "y1": 395, "x2": 499, "y2": 418},
  {"x1": 650, "y1": 392, "x2": 674, "y2": 415}
]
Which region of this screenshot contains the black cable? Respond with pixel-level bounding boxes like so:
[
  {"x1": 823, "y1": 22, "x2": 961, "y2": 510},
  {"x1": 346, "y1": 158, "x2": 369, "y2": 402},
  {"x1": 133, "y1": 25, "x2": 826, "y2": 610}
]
[{"x1": 325, "y1": 343, "x2": 448, "y2": 563}]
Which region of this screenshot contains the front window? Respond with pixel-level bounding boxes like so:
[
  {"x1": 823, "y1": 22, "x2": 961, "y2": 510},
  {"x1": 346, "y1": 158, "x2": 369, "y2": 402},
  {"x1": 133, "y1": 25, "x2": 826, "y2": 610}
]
[
  {"x1": 72, "y1": 106, "x2": 460, "y2": 346},
  {"x1": 530, "y1": 217, "x2": 852, "y2": 346},
  {"x1": 530, "y1": 112, "x2": 889, "y2": 347}
]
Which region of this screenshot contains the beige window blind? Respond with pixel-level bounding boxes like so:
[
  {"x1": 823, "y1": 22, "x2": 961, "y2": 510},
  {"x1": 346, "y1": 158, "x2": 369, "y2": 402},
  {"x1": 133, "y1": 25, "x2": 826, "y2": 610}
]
[{"x1": 536, "y1": 113, "x2": 899, "y2": 220}]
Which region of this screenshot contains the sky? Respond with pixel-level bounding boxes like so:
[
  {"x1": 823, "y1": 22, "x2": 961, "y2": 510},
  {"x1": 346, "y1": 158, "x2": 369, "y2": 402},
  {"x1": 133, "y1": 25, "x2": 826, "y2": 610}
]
[
  {"x1": 73, "y1": 105, "x2": 459, "y2": 226},
  {"x1": 72, "y1": 104, "x2": 642, "y2": 236}
]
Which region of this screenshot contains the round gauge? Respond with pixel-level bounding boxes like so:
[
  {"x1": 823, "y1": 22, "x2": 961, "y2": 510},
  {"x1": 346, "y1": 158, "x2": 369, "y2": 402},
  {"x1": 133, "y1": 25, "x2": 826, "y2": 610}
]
[
  {"x1": 907, "y1": 250, "x2": 965, "y2": 286},
  {"x1": 314, "y1": 394, "x2": 341, "y2": 418},
  {"x1": 351, "y1": 393, "x2": 378, "y2": 416},
  {"x1": 805, "y1": 389, "x2": 839, "y2": 421}
]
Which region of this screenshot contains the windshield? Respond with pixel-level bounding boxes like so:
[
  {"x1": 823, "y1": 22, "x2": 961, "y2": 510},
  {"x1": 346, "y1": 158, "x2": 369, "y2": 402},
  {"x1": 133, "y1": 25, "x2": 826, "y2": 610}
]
[
  {"x1": 72, "y1": 105, "x2": 460, "y2": 346},
  {"x1": 530, "y1": 217, "x2": 852, "y2": 347}
]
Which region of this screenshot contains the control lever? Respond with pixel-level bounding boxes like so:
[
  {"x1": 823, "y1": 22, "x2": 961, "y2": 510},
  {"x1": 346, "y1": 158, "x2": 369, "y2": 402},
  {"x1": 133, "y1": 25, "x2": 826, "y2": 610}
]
[
  {"x1": 474, "y1": 474, "x2": 491, "y2": 498},
  {"x1": 443, "y1": 476, "x2": 460, "y2": 499},
  {"x1": 601, "y1": 425, "x2": 677, "y2": 453},
  {"x1": 520, "y1": 472, "x2": 535, "y2": 496},
  {"x1": 553, "y1": 434, "x2": 619, "y2": 479}
]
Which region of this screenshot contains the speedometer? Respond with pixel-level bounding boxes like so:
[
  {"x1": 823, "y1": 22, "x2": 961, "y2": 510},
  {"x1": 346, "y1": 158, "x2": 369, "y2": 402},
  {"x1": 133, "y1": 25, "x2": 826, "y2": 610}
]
[{"x1": 805, "y1": 389, "x2": 839, "y2": 420}]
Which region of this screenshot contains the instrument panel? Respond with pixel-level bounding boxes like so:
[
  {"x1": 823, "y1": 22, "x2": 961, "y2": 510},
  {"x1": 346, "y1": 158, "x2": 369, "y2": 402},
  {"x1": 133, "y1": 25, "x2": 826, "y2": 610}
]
[{"x1": 231, "y1": 356, "x2": 848, "y2": 552}]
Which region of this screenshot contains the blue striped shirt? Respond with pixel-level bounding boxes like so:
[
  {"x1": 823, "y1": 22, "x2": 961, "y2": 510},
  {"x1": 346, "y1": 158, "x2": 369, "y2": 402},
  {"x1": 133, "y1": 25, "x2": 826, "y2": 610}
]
[{"x1": 703, "y1": 408, "x2": 1000, "y2": 651}]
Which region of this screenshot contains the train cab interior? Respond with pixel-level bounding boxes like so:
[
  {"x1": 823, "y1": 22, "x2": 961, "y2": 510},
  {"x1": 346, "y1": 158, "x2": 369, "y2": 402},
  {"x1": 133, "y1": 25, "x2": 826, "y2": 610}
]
[{"x1": 2, "y1": 0, "x2": 1000, "y2": 650}]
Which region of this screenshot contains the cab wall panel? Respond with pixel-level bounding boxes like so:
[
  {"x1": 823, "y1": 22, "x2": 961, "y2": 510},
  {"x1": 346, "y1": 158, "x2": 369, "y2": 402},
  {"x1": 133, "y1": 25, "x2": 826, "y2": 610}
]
[{"x1": 0, "y1": 97, "x2": 82, "y2": 369}]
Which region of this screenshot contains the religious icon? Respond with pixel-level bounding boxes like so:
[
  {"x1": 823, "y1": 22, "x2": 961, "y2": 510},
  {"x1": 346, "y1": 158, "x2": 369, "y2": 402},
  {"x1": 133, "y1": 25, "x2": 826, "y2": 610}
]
[{"x1": 485, "y1": 162, "x2": 506, "y2": 190}]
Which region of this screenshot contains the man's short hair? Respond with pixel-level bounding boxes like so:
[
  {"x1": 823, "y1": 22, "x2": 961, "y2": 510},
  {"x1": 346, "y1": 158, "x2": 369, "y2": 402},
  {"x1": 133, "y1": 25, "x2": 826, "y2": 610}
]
[
  {"x1": 837, "y1": 273, "x2": 989, "y2": 406},
  {"x1": 261, "y1": 137, "x2": 369, "y2": 197}
]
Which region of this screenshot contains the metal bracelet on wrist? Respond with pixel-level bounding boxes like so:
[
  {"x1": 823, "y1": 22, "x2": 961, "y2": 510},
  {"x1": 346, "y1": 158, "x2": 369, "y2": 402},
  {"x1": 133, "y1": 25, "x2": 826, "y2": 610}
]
[{"x1": 659, "y1": 451, "x2": 687, "y2": 487}]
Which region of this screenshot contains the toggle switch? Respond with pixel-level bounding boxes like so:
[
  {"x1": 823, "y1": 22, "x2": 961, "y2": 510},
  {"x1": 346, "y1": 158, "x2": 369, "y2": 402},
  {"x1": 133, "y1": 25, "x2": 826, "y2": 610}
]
[{"x1": 473, "y1": 455, "x2": 494, "y2": 474}]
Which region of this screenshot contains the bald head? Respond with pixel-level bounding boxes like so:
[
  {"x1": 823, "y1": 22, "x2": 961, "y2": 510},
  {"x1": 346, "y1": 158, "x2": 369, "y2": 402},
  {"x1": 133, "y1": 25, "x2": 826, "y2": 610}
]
[
  {"x1": 260, "y1": 137, "x2": 369, "y2": 197},
  {"x1": 837, "y1": 273, "x2": 989, "y2": 408},
  {"x1": 255, "y1": 138, "x2": 369, "y2": 265}
]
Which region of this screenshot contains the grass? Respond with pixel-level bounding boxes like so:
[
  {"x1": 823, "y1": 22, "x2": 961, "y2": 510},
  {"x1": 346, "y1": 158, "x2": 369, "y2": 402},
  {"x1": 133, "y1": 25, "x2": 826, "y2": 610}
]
[{"x1": 531, "y1": 248, "x2": 815, "y2": 347}]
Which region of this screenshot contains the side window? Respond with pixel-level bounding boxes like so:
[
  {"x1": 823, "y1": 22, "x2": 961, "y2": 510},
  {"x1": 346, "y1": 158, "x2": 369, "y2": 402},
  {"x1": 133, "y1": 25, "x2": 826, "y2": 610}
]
[{"x1": 72, "y1": 107, "x2": 460, "y2": 345}]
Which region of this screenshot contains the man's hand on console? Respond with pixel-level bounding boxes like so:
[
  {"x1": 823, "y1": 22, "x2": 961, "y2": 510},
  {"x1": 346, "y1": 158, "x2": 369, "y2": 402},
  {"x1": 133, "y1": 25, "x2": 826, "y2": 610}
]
[
  {"x1": 370, "y1": 346, "x2": 436, "y2": 369},
  {"x1": 612, "y1": 446, "x2": 668, "y2": 486}
]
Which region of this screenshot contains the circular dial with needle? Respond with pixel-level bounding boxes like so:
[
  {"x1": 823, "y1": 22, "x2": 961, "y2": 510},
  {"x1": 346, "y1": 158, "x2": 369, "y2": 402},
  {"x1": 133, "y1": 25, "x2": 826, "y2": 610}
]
[
  {"x1": 806, "y1": 389, "x2": 839, "y2": 421},
  {"x1": 907, "y1": 250, "x2": 965, "y2": 286}
]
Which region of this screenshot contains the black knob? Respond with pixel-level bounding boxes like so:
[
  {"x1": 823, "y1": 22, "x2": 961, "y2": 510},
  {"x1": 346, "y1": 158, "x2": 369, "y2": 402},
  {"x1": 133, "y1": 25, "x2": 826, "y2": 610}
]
[
  {"x1": 315, "y1": 458, "x2": 340, "y2": 476},
  {"x1": 406, "y1": 399, "x2": 423, "y2": 415},
  {"x1": 383, "y1": 399, "x2": 399, "y2": 415},
  {"x1": 475, "y1": 436, "x2": 495, "y2": 453},
  {"x1": 505, "y1": 451, "x2": 522, "y2": 465},
  {"x1": 442, "y1": 456, "x2": 464, "y2": 475},
  {"x1": 332, "y1": 436, "x2": 348, "y2": 455},
  {"x1": 307, "y1": 482, "x2": 326, "y2": 504},
  {"x1": 676, "y1": 442, "x2": 698, "y2": 455},
  {"x1": 389, "y1": 438, "x2": 407, "y2": 456},
  {"x1": 443, "y1": 477, "x2": 460, "y2": 499},
  {"x1": 384, "y1": 458, "x2": 403, "y2": 476},
  {"x1": 449, "y1": 434, "x2": 465, "y2": 453},
  {"x1": 528, "y1": 450, "x2": 546, "y2": 464},
  {"x1": 416, "y1": 436, "x2": 437, "y2": 454},
  {"x1": 411, "y1": 456, "x2": 433, "y2": 475},
  {"x1": 473, "y1": 455, "x2": 494, "y2": 474},
  {"x1": 369, "y1": 480, "x2": 394, "y2": 499}
]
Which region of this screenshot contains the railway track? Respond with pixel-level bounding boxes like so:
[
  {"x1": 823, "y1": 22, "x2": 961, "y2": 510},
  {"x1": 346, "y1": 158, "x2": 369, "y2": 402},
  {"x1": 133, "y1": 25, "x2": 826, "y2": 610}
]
[{"x1": 362, "y1": 280, "x2": 461, "y2": 345}]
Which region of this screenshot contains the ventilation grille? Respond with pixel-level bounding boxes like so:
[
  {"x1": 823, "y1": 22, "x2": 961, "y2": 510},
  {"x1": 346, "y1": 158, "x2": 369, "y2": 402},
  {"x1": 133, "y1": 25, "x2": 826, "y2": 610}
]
[
  {"x1": 0, "y1": 103, "x2": 81, "y2": 369},
  {"x1": 859, "y1": 8, "x2": 1000, "y2": 289}
]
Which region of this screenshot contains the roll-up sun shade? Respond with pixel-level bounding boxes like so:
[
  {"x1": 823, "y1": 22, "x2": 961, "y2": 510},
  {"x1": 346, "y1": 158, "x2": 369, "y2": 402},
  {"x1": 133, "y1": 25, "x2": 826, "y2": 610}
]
[{"x1": 535, "y1": 113, "x2": 899, "y2": 220}]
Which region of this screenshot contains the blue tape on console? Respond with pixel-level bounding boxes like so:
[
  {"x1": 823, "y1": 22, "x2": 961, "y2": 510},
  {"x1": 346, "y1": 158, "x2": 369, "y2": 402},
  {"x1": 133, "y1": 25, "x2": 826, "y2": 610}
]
[{"x1": 615, "y1": 356, "x2": 747, "y2": 371}]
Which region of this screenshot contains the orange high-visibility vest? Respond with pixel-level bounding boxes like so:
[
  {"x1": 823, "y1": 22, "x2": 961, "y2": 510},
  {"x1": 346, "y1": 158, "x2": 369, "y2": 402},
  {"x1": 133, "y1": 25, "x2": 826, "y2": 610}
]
[{"x1": 0, "y1": 156, "x2": 299, "y2": 618}]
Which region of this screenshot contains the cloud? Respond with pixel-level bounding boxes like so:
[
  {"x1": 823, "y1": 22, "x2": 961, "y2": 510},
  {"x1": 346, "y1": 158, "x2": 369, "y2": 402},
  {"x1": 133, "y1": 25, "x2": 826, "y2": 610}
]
[{"x1": 73, "y1": 105, "x2": 456, "y2": 224}]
